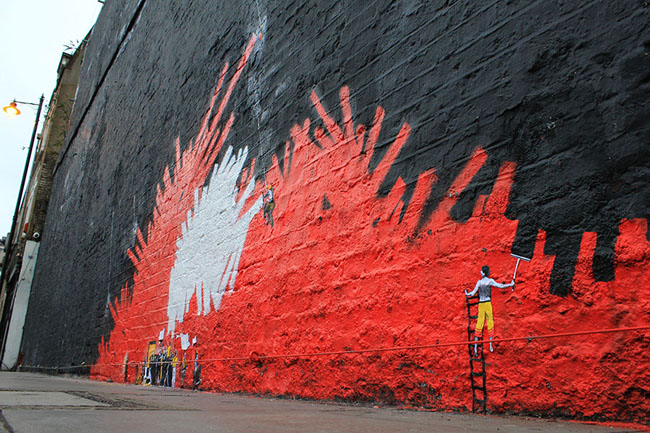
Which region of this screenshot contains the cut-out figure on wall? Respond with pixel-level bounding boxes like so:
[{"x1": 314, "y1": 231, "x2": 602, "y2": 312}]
[
  {"x1": 159, "y1": 345, "x2": 168, "y2": 386},
  {"x1": 171, "y1": 349, "x2": 178, "y2": 388},
  {"x1": 149, "y1": 351, "x2": 159, "y2": 385},
  {"x1": 180, "y1": 352, "x2": 187, "y2": 388},
  {"x1": 465, "y1": 265, "x2": 514, "y2": 355},
  {"x1": 164, "y1": 344, "x2": 173, "y2": 387},
  {"x1": 193, "y1": 352, "x2": 202, "y2": 390},
  {"x1": 263, "y1": 185, "x2": 275, "y2": 227},
  {"x1": 143, "y1": 341, "x2": 156, "y2": 386}
]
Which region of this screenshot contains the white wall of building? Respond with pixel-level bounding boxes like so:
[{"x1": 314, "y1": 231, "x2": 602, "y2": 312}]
[{"x1": 1, "y1": 240, "x2": 39, "y2": 370}]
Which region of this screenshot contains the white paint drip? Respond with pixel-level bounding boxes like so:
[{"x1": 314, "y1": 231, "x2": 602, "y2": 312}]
[
  {"x1": 179, "y1": 333, "x2": 190, "y2": 350},
  {"x1": 167, "y1": 146, "x2": 262, "y2": 336}
]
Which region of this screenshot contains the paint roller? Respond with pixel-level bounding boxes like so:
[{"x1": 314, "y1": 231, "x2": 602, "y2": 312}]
[{"x1": 510, "y1": 253, "x2": 531, "y2": 290}]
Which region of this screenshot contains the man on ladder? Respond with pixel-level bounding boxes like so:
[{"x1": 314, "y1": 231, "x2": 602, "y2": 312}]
[{"x1": 465, "y1": 265, "x2": 514, "y2": 356}]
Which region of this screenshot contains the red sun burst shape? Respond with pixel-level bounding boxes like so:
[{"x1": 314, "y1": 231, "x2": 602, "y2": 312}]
[{"x1": 94, "y1": 41, "x2": 649, "y2": 421}]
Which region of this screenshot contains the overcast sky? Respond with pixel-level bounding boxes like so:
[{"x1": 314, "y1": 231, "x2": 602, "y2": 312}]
[{"x1": 0, "y1": 1, "x2": 103, "y2": 239}]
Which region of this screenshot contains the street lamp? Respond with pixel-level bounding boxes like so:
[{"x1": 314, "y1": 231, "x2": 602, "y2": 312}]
[
  {"x1": 2, "y1": 102, "x2": 20, "y2": 118},
  {"x1": 0, "y1": 95, "x2": 45, "y2": 287},
  {"x1": 2, "y1": 99, "x2": 43, "y2": 118}
]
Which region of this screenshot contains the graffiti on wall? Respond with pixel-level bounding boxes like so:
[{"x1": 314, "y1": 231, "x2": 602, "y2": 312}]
[
  {"x1": 133, "y1": 334, "x2": 199, "y2": 389},
  {"x1": 92, "y1": 30, "x2": 650, "y2": 420},
  {"x1": 168, "y1": 145, "x2": 261, "y2": 335}
]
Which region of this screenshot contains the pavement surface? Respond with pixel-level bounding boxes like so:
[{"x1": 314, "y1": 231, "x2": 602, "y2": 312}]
[{"x1": 0, "y1": 372, "x2": 643, "y2": 433}]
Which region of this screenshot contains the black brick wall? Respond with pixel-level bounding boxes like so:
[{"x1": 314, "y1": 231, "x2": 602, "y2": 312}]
[{"x1": 22, "y1": 0, "x2": 649, "y2": 374}]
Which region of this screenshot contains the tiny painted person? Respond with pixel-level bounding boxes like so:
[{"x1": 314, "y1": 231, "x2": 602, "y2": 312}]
[
  {"x1": 263, "y1": 185, "x2": 275, "y2": 227},
  {"x1": 465, "y1": 265, "x2": 514, "y2": 355}
]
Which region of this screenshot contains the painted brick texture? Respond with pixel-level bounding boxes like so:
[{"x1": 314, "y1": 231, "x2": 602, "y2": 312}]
[{"x1": 21, "y1": 0, "x2": 649, "y2": 425}]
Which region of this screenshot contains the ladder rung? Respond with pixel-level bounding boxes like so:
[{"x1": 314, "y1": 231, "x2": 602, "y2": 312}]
[
  {"x1": 468, "y1": 315, "x2": 478, "y2": 319},
  {"x1": 471, "y1": 371, "x2": 484, "y2": 376},
  {"x1": 470, "y1": 357, "x2": 483, "y2": 362}
]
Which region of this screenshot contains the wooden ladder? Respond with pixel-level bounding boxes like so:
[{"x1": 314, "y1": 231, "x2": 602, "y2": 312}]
[{"x1": 466, "y1": 295, "x2": 487, "y2": 413}]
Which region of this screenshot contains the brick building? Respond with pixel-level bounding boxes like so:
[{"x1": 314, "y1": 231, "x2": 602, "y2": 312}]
[{"x1": 0, "y1": 39, "x2": 87, "y2": 370}]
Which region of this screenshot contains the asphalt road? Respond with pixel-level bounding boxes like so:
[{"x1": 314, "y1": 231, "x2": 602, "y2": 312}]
[{"x1": 0, "y1": 372, "x2": 642, "y2": 433}]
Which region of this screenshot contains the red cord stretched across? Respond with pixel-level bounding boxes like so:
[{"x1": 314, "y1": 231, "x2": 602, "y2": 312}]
[{"x1": 20, "y1": 325, "x2": 650, "y2": 370}]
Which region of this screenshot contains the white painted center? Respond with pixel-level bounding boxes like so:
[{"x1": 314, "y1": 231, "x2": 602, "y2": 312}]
[{"x1": 167, "y1": 146, "x2": 262, "y2": 335}]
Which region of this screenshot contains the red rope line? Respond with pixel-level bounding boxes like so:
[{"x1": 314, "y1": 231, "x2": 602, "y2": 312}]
[{"x1": 20, "y1": 325, "x2": 650, "y2": 371}]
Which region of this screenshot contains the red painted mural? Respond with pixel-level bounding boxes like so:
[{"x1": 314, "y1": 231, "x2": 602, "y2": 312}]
[{"x1": 93, "y1": 35, "x2": 650, "y2": 424}]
